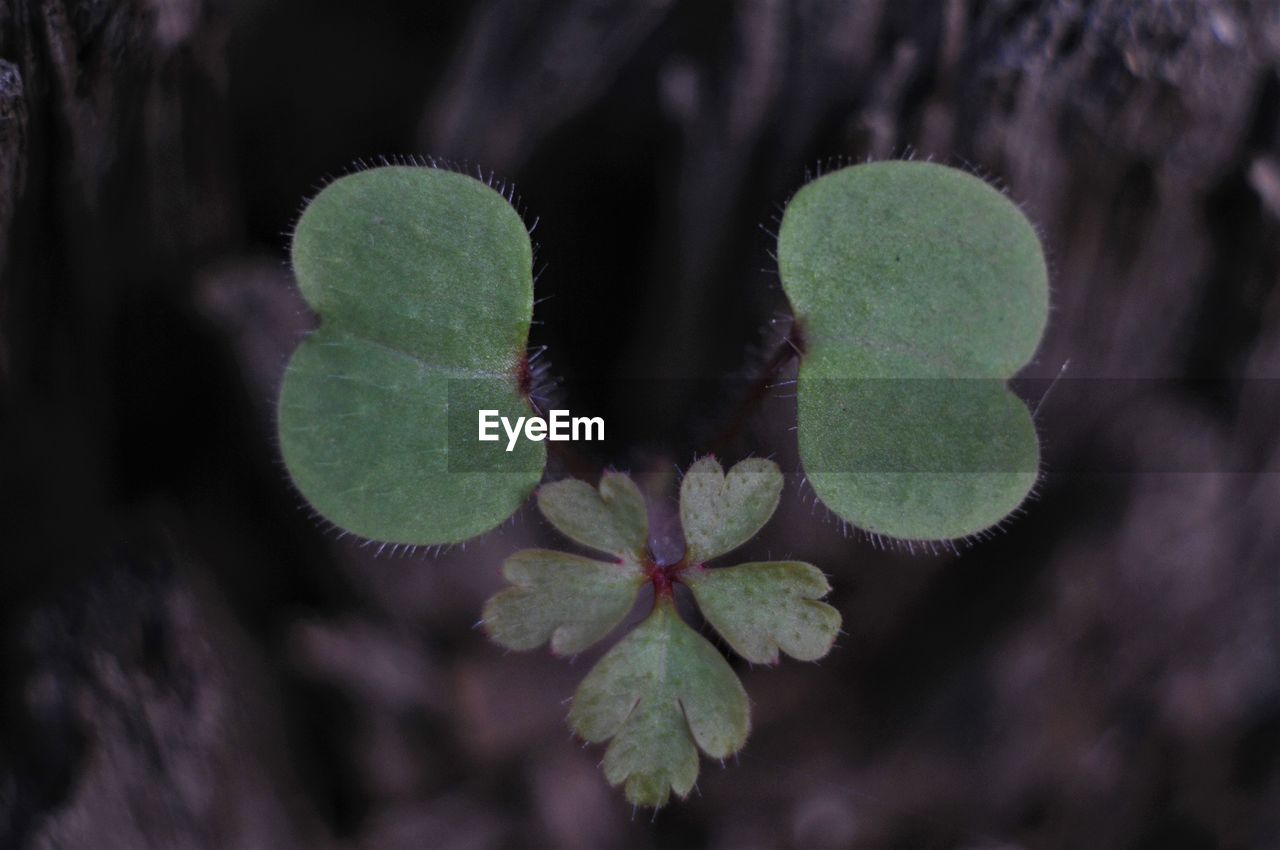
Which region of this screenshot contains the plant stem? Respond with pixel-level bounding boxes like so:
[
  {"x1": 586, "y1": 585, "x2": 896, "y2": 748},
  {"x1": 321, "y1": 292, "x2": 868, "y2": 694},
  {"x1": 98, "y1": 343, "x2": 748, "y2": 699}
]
[{"x1": 703, "y1": 317, "x2": 805, "y2": 456}]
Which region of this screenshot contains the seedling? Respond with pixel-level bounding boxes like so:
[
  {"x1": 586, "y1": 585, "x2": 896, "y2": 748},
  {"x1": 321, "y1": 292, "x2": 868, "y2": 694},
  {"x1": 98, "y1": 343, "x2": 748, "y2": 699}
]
[
  {"x1": 484, "y1": 458, "x2": 839, "y2": 807},
  {"x1": 276, "y1": 158, "x2": 1048, "y2": 807}
]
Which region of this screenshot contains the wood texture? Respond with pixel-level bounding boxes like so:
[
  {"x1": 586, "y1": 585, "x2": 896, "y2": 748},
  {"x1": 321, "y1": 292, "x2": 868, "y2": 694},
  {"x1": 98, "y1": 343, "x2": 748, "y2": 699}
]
[{"x1": 1, "y1": 1, "x2": 1277, "y2": 847}]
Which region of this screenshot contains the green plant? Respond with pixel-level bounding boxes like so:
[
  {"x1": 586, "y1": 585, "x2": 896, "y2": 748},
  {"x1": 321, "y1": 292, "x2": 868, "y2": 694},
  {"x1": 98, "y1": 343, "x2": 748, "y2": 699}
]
[
  {"x1": 278, "y1": 166, "x2": 545, "y2": 545},
  {"x1": 483, "y1": 458, "x2": 839, "y2": 806},
  {"x1": 779, "y1": 161, "x2": 1047, "y2": 542},
  {"x1": 275, "y1": 158, "x2": 1048, "y2": 807}
]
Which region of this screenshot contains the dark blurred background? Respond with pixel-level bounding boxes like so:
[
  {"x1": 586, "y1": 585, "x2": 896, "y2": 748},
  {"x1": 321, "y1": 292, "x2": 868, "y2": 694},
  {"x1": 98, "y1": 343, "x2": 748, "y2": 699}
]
[{"x1": 2, "y1": 1, "x2": 1279, "y2": 847}]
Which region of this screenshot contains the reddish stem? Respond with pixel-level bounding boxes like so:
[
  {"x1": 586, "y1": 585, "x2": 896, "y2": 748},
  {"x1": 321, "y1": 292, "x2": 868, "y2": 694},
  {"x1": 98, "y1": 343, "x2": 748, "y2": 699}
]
[
  {"x1": 514, "y1": 349, "x2": 534, "y2": 398},
  {"x1": 644, "y1": 552, "x2": 691, "y2": 599},
  {"x1": 704, "y1": 318, "x2": 806, "y2": 456}
]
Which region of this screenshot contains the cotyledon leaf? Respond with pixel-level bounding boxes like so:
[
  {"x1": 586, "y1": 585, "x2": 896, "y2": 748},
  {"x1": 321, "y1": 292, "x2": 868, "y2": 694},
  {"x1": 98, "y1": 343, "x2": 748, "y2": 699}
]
[
  {"x1": 680, "y1": 457, "x2": 783, "y2": 564},
  {"x1": 778, "y1": 161, "x2": 1049, "y2": 541},
  {"x1": 536, "y1": 471, "x2": 649, "y2": 558},
  {"x1": 482, "y1": 549, "x2": 647, "y2": 655},
  {"x1": 277, "y1": 166, "x2": 544, "y2": 545},
  {"x1": 568, "y1": 596, "x2": 750, "y2": 808},
  {"x1": 683, "y1": 561, "x2": 840, "y2": 665}
]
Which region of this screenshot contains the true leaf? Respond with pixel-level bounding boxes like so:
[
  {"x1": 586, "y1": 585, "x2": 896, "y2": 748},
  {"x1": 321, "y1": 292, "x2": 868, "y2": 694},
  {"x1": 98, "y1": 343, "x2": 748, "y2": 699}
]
[
  {"x1": 568, "y1": 596, "x2": 750, "y2": 807},
  {"x1": 778, "y1": 161, "x2": 1048, "y2": 540},
  {"x1": 537, "y1": 471, "x2": 649, "y2": 558},
  {"x1": 482, "y1": 549, "x2": 646, "y2": 655},
  {"x1": 680, "y1": 457, "x2": 783, "y2": 564},
  {"x1": 278, "y1": 165, "x2": 543, "y2": 545},
  {"x1": 683, "y1": 561, "x2": 839, "y2": 664}
]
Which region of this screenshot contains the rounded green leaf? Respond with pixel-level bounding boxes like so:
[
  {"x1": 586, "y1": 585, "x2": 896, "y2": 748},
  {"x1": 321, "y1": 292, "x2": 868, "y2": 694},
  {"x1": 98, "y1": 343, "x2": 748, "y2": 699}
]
[
  {"x1": 568, "y1": 597, "x2": 750, "y2": 808},
  {"x1": 278, "y1": 166, "x2": 544, "y2": 545},
  {"x1": 778, "y1": 161, "x2": 1048, "y2": 540},
  {"x1": 482, "y1": 549, "x2": 647, "y2": 655},
  {"x1": 536, "y1": 471, "x2": 649, "y2": 559},
  {"x1": 683, "y1": 561, "x2": 839, "y2": 664},
  {"x1": 680, "y1": 457, "x2": 783, "y2": 564}
]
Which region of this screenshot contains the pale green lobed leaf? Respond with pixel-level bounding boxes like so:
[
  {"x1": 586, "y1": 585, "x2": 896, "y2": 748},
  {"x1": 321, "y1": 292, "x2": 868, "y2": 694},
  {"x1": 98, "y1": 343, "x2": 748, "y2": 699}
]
[
  {"x1": 482, "y1": 549, "x2": 646, "y2": 655},
  {"x1": 278, "y1": 165, "x2": 543, "y2": 545},
  {"x1": 568, "y1": 597, "x2": 749, "y2": 808},
  {"x1": 537, "y1": 471, "x2": 649, "y2": 558},
  {"x1": 683, "y1": 561, "x2": 840, "y2": 664},
  {"x1": 778, "y1": 161, "x2": 1048, "y2": 541},
  {"x1": 679, "y1": 457, "x2": 783, "y2": 564}
]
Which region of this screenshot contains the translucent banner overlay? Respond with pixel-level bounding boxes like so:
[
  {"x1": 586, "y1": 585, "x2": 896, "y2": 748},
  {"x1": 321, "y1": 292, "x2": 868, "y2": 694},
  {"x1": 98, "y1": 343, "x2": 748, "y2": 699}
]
[{"x1": 445, "y1": 378, "x2": 1278, "y2": 473}]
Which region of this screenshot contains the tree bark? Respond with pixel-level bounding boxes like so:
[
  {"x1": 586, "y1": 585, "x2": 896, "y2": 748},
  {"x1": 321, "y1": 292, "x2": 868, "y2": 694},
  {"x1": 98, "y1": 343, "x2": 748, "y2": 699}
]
[{"x1": 1, "y1": 1, "x2": 1277, "y2": 848}]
